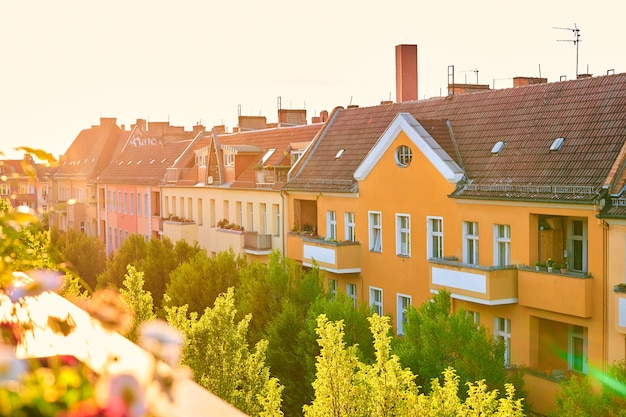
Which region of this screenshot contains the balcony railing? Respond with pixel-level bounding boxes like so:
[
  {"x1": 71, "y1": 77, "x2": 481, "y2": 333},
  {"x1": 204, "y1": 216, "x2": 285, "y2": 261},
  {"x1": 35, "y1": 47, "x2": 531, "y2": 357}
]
[
  {"x1": 301, "y1": 236, "x2": 361, "y2": 274},
  {"x1": 428, "y1": 258, "x2": 518, "y2": 305},
  {"x1": 162, "y1": 219, "x2": 197, "y2": 245},
  {"x1": 243, "y1": 232, "x2": 272, "y2": 254},
  {"x1": 518, "y1": 266, "x2": 592, "y2": 318}
]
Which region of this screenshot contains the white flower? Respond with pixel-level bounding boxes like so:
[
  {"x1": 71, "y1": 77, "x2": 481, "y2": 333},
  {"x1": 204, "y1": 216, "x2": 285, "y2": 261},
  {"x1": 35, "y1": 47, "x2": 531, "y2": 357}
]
[
  {"x1": 138, "y1": 320, "x2": 184, "y2": 366},
  {"x1": 7, "y1": 270, "x2": 63, "y2": 302},
  {"x1": 0, "y1": 344, "x2": 27, "y2": 386},
  {"x1": 96, "y1": 373, "x2": 146, "y2": 417}
]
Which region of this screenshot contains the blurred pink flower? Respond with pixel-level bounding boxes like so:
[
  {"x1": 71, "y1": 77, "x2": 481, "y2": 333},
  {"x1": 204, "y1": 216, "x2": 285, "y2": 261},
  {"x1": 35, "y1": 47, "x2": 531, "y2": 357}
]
[
  {"x1": 6, "y1": 270, "x2": 63, "y2": 302},
  {"x1": 138, "y1": 319, "x2": 184, "y2": 367}
]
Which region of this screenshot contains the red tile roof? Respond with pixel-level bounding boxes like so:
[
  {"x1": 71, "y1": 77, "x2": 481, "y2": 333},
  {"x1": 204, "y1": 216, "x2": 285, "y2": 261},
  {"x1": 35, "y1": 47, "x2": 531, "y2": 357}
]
[
  {"x1": 53, "y1": 118, "x2": 124, "y2": 180},
  {"x1": 211, "y1": 124, "x2": 323, "y2": 189},
  {"x1": 286, "y1": 73, "x2": 626, "y2": 203}
]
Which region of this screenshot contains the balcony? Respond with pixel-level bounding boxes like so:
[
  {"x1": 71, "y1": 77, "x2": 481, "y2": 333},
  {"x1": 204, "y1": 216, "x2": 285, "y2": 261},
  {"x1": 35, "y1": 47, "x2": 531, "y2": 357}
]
[
  {"x1": 518, "y1": 266, "x2": 592, "y2": 318},
  {"x1": 614, "y1": 286, "x2": 626, "y2": 333},
  {"x1": 243, "y1": 232, "x2": 272, "y2": 255},
  {"x1": 428, "y1": 258, "x2": 518, "y2": 305},
  {"x1": 301, "y1": 237, "x2": 361, "y2": 274},
  {"x1": 214, "y1": 227, "x2": 245, "y2": 255},
  {"x1": 162, "y1": 219, "x2": 197, "y2": 245}
]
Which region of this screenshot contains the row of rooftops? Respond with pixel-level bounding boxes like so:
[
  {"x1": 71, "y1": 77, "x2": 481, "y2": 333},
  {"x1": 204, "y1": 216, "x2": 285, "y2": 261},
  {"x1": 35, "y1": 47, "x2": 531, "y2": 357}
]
[{"x1": 8, "y1": 44, "x2": 626, "y2": 218}]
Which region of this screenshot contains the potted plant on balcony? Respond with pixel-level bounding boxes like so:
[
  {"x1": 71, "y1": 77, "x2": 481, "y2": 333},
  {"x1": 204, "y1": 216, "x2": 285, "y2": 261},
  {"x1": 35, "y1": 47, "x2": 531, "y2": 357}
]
[
  {"x1": 559, "y1": 262, "x2": 568, "y2": 274},
  {"x1": 546, "y1": 258, "x2": 554, "y2": 272},
  {"x1": 534, "y1": 261, "x2": 544, "y2": 271},
  {"x1": 615, "y1": 283, "x2": 626, "y2": 293}
]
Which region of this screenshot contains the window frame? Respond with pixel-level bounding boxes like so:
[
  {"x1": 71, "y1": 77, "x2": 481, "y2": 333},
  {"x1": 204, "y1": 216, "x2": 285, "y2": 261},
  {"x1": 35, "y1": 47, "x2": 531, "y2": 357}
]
[
  {"x1": 346, "y1": 283, "x2": 357, "y2": 308},
  {"x1": 327, "y1": 210, "x2": 337, "y2": 240},
  {"x1": 568, "y1": 325, "x2": 588, "y2": 374},
  {"x1": 369, "y1": 286, "x2": 383, "y2": 316},
  {"x1": 463, "y1": 221, "x2": 479, "y2": 265},
  {"x1": 494, "y1": 224, "x2": 511, "y2": 266},
  {"x1": 396, "y1": 293, "x2": 412, "y2": 335},
  {"x1": 396, "y1": 213, "x2": 411, "y2": 257},
  {"x1": 368, "y1": 211, "x2": 382, "y2": 253},
  {"x1": 344, "y1": 211, "x2": 356, "y2": 242},
  {"x1": 494, "y1": 317, "x2": 511, "y2": 367},
  {"x1": 427, "y1": 216, "x2": 443, "y2": 259}
]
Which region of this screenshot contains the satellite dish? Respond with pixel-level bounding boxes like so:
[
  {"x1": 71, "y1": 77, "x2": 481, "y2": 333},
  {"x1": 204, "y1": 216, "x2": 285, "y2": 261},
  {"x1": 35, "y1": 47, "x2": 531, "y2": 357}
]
[{"x1": 207, "y1": 176, "x2": 214, "y2": 184}]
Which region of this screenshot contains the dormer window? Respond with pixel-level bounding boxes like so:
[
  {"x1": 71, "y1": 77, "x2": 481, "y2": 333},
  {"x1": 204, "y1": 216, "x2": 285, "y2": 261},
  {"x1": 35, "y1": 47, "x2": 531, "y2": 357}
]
[
  {"x1": 491, "y1": 141, "x2": 505, "y2": 154},
  {"x1": 550, "y1": 137, "x2": 565, "y2": 151},
  {"x1": 224, "y1": 153, "x2": 234, "y2": 167}
]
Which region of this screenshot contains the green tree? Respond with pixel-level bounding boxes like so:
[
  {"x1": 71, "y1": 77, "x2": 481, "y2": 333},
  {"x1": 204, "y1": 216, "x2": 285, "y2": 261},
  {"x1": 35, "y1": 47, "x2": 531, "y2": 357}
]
[
  {"x1": 49, "y1": 227, "x2": 106, "y2": 291},
  {"x1": 120, "y1": 264, "x2": 156, "y2": 342},
  {"x1": 396, "y1": 290, "x2": 509, "y2": 398},
  {"x1": 166, "y1": 287, "x2": 283, "y2": 416},
  {"x1": 97, "y1": 235, "x2": 201, "y2": 310},
  {"x1": 165, "y1": 248, "x2": 245, "y2": 315},
  {"x1": 304, "y1": 314, "x2": 524, "y2": 417}
]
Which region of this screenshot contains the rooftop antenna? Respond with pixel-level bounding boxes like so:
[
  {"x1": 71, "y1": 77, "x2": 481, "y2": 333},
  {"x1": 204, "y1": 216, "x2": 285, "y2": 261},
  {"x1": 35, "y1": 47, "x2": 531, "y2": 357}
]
[{"x1": 554, "y1": 23, "x2": 581, "y2": 78}]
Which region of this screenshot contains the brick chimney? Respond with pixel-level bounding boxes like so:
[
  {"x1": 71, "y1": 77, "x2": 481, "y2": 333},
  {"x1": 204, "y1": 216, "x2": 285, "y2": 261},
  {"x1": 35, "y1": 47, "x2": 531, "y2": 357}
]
[
  {"x1": 513, "y1": 76, "x2": 548, "y2": 88},
  {"x1": 311, "y1": 110, "x2": 329, "y2": 124},
  {"x1": 278, "y1": 109, "x2": 307, "y2": 126},
  {"x1": 395, "y1": 44, "x2": 418, "y2": 102}
]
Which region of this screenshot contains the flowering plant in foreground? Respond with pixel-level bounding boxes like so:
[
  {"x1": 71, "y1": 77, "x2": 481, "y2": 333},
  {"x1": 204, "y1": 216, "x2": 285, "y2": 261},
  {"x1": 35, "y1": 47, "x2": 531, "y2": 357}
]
[{"x1": 0, "y1": 269, "x2": 186, "y2": 417}]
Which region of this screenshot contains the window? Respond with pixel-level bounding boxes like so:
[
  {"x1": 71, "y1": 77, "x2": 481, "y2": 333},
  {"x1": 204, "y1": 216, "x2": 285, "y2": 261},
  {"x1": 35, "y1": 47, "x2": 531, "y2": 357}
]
[
  {"x1": 130, "y1": 193, "x2": 134, "y2": 215},
  {"x1": 369, "y1": 211, "x2": 382, "y2": 253},
  {"x1": 224, "y1": 152, "x2": 234, "y2": 166},
  {"x1": 427, "y1": 217, "x2": 443, "y2": 258},
  {"x1": 495, "y1": 317, "x2": 511, "y2": 367},
  {"x1": 568, "y1": 325, "x2": 588, "y2": 373},
  {"x1": 395, "y1": 145, "x2": 413, "y2": 167},
  {"x1": 247, "y1": 202, "x2": 254, "y2": 231},
  {"x1": 80, "y1": 221, "x2": 86, "y2": 233},
  {"x1": 347, "y1": 283, "x2": 357, "y2": 308},
  {"x1": 466, "y1": 310, "x2": 480, "y2": 326},
  {"x1": 397, "y1": 294, "x2": 412, "y2": 335},
  {"x1": 327, "y1": 210, "x2": 337, "y2": 240},
  {"x1": 328, "y1": 279, "x2": 338, "y2": 298},
  {"x1": 370, "y1": 287, "x2": 383, "y2": 316},
  {"x1": 236, "y1": 201, "x2": 242, "y2": 226},
  {"x1": 210, "y1": 199, "x2": 216, "y2": 226},
  {"x1": 188, "y1": 197, "x2": 193, "y2": 221},
  {"x1": 260, "y1": 203, "x2": 267, "y2": 234},
  {"x1": 198, "y1": 198, "x2": 203, "y2": 226},
  {"x1": 494, "y1": 224, "x2": 511, "y2": 266},
  {"x1": 272, "y1": 204, "x2": 280, "y2": 236},
  {"x1": 568, "y1": 219, "x2": 587, "y2": 272},
  {"x1": 124, "y1": 192, "x2": 128, "y2": 214},
  {"x1": 396, "y1": 214, "x2": 411, "y2": 256},
  {"x1": 345, "y1": 212, "x2": 355, "y2": 242},
  {"x1": 463, "y1": 221, "x2": 479, "y2": 265},
  {"x1": 262, "y1": 148, "x2": 276, "y2": 164},
  {"x1": 118, "y1": 192, "x2": 122, "y2": 213},
  {"x1": 0, "y1": 184, "x2": 10, "y2": 195},
  {"x1": 19, "y1": 181, "x2": 34, "y2": 194}
]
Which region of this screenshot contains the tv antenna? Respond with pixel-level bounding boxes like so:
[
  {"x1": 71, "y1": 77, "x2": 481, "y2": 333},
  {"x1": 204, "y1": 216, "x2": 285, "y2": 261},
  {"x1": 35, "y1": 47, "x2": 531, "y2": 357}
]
[{"x1": 553, "y1": 23, "x2": 581, "y2": 78}]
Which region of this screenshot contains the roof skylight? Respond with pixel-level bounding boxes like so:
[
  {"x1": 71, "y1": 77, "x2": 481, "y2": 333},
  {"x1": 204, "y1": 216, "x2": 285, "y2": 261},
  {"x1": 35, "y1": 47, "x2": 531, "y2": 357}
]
[
  {"x1": 550, "y1": 137, "x2": 565, "y2": 151},
  {"x1": 335, "y1": 149, "x2": 345, "y2": 159},
  {"x1": 262, "y1": 148, "x2": 276, "y2": 164},
  {"x1": 491, "y1": 141, "x2": 505, "y2": 154}
]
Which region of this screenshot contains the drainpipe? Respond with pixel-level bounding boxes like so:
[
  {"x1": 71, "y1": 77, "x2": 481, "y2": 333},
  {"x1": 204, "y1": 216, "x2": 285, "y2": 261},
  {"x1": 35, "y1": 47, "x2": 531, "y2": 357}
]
[
  {"x1": 601, "y1": 219, "x2": 609, "y2": 374},
  {"x1": 280, "y1": 189, "x2": 286, "y2": 259}
]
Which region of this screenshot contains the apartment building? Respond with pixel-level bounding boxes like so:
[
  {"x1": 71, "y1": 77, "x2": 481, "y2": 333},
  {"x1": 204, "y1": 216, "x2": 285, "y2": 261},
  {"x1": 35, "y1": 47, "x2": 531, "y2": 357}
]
[
  {"x1": 282, "y1": 45, "x2": 626, "y2": 414},
  {"x1": 96, "y1": 119, "x2": 205, "y2": 254},
  {"x1": 0, "y1": 154, "x2": 39, "y2": 210},
  {"x1": 160, "y1": 115, "x2": 322, "y2": 261},
  {"x1": 48, "y1": 117, "x2": 124, "y2": 234}
]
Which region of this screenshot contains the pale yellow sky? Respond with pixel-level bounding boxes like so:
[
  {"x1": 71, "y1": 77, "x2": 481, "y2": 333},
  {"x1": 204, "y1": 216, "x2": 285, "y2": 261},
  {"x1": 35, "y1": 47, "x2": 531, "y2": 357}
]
[{"x1": 1, "y1": 0, "x2": 624, "y2": 160}]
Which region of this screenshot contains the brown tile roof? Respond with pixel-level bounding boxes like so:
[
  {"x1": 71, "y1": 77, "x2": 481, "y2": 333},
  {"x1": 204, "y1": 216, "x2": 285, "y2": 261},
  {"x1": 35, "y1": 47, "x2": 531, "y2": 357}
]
[
  {"x1": 215, "y1": 124, "x2": 322, "y2": 189},
  {"x1": 53, "y1": 118, "x2": 124, "y2": 180},
  {"x1": 97, "y1": 127, "x2": 203, "y2": 186},
  {"x1": 285, "y1": 73, "x2": 626, "y2": 203}
]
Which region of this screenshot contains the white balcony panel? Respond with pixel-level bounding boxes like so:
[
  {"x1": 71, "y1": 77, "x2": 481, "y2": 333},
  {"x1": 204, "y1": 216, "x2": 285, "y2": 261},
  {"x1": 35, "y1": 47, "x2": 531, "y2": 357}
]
[
  {"x1": 432, "y1": 267, "x2": 487, "y2": 294},
  {"x1": 303, "y1": 244, "x2": 336, "y2": 265}
]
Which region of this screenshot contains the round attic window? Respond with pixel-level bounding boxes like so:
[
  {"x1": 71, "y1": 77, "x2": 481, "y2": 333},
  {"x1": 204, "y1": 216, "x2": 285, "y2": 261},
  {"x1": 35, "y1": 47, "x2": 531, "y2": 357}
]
[{"x1": 395, "y1": 145, "x2": 413, "y2": 167}]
